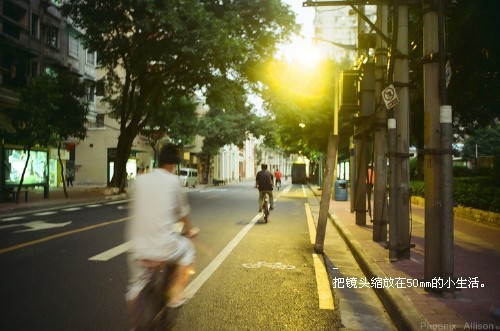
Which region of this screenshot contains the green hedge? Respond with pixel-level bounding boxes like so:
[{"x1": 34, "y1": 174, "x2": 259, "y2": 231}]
[{"x1": 410, "y1": 177, "x2": 499, "y2": 212}]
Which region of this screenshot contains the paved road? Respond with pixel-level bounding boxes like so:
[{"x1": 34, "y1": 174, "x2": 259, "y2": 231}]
[{"x1": 0, "y1": 181, "x2": 347, "y2": 330}]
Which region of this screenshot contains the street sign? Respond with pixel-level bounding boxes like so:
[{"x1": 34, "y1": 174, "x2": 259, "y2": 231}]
[{"x1": 382, "y1": 84, "x2": 399, "y2": 109}]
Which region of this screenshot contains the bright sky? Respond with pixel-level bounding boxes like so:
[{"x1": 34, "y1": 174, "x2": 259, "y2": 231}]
[
  {"x1": 282, "y1": 0, "x2": 315, "y2": 38},
  {"x1": 250, "y1": 1, "x2": 318, "y2": 114},
  {"x1": 278, "y1": 1, "x2": 322, "y2": 65}
]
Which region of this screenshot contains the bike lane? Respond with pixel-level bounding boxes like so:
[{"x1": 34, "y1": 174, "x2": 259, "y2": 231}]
[{"x1": 175, "y1": 184, "x2": 342, "y2": 330}]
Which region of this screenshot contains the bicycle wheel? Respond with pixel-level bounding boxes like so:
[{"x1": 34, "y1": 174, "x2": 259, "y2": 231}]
[
  {"x1": 263, "y1": 196, "x2": 269, "y2": 223},
  {"x1": 128, "y1": 263, "x2": 178, "y2": 330}
]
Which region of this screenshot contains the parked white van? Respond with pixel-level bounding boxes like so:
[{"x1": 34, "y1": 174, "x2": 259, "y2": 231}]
[{"x1": 178, "y1": 168, "x2": 198, "y2": 187}]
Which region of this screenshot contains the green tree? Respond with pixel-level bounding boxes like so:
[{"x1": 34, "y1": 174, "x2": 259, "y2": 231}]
[
  {"x1": 9, "y1": 76, "x2": 57, "y2": 204},
  {"x1": 447, "y1": 0, "x2": 500, "y2": 136},
  {"x1": 141, "y1": 95, "x2": 198, "y2": 167},
  {"x1": 63, "y1": 0, "x2": 298, "y2": 191},
  {"x1": 259, "y1": 57, "x2": 343, "y2": 158},
  {"x1": 50, "y1": 72, "x2": 88, "y2": 198},
  {"x1": 8, "y1": 74, "x2": 88, "y2": 203},
  {"x1": 406, "y1": 1, "x2": 500, "y2": 177},
  {"x1": 197, "y1": 77, "x2": 262, "y2": 182},
  {"x1": 462, "y1": 124, "x2": 500, "y2": 159}
]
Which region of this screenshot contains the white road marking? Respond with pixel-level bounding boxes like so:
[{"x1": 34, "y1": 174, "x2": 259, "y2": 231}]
[
  {"x1": 0, "y1": 223, "x2": 22, "y2": 230},
  {"x1": 305, "y1": 194, "x2": 334, "y2": 309},
  {"x1": 106, "y1": 199, "x2": 131, "y2": 205},
  {"x1": 313, "y1": 253, "x2": 335, "y2": 310},
  {"x1": 33, "y1": 211, "x2": 57, "y2": 216},
  {"x1": 62, "y1": 207, "x2": 82, "y2": 212},
  {"x1": 301, "y1": 185, "x2": 307, "y2": 197},
  {"x1": 89, "y1": 241, "x2": 131, "y2": 261},
  {"x1": 0, "y1": 217, "x2": 128, "y2": 255},
  {"x1": 86, "y1": 204, "x2": 102, "y2": 208},
  {"x1": 305, "y1": 203, "x2": 316, "y2": 244},
  {"x1": 14, "y1": 221, "x2": 72, "y2": 233},
  {"x1": 184, "y1": 213, "x2": 261, "y2": 299},
  {"x1": 1, "y1": 216, "x2": 24, "y2": 222}
]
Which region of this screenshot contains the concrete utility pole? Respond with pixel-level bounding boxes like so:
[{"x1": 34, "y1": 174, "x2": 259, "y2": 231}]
[
  {"x1": 315, "y1": 134, "x2": 339, "y2": 253},
  {"x1": 354, "y1": 5, "x2": 368, "y2": 226},
  {"x1": 372, "y1": 4, "x2": 389, "y2": 242},
  {"x1": 423, "y1": 0, "x2": 455, "y2": 294},
  {"x1": 392, "y1": 1, "x2": 411, "y2": 259},
  {"x1": 423, "y1": 0, "x2": 442, "y2": 281}
]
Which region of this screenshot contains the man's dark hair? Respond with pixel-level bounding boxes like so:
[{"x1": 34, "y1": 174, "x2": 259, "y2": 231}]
[
  {"x1": 159, "y1": 143, "x2": 180, "y2": 166},
  {"x1": 261, "y1": 164, "x2": 268, "y2": 170}
]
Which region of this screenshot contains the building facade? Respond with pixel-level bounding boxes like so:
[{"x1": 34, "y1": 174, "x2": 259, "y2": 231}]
[
  {"x1": 1, "y1": 0, "x2": 96, "y2": 189},
  {"x1": 314, "y1": 5, "x2": 376, "y2": 61}
]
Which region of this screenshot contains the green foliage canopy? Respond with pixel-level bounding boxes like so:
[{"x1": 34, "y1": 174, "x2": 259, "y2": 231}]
[{"x1": 63, "y1": 0, "x2": 298, "y2": 188}]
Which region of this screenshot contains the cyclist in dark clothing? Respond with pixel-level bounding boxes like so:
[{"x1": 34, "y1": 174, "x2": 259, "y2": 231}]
[{"x1": 256, "y1": 164, "x2": 274, "y2": 212}]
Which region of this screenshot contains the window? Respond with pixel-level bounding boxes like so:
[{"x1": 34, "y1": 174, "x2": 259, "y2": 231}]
[
  {"x1": 45, "y1": 25, "x2": 59, "y2": 47},
  {"x1": 91, "y1": 114, "x2": 105, "y2": 129},
  {"x1": 86, "y1": 50, "x2": 96, "y2": 66},
  {"x1": 68, "y1": 34, "x2": 79, "y2": 59},
  {"x1": 86, "y1": 84, "x2": 95, "y2": 102},
  {"x1": 31, "y1": 14, "x2": 39, "y2": 38},
  {"x1": 95, "y1": 79, "x2": 105, "y2": 96}
]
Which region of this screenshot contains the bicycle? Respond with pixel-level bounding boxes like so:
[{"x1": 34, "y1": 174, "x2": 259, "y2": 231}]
[
  {"x1": 128, "y1": 228, "x2": 199, "y2": 330},
  {"x1": 261, "y1": 192, "x2": 270, "y2": 223},
  {"x1": 128, "y1": 260, "x2": 179, "y2": 330},
  {"x1": 275, "y1": 179, "x2": 281, "y2": 191}
]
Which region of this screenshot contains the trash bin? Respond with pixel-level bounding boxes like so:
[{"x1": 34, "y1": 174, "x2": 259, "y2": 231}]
[{"x1": 334, "y1": 180, "x2": 348, "y2": 201}]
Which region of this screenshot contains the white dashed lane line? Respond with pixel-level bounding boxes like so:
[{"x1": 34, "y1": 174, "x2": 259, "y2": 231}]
[
  {"x1": 89, "y1": 241, "x2": 131, "y2": 261},
  {"x1": 62, "y1": 207, "x2": 82, "y2": 212},
  {"x1": 33, "y1": 211, "x2": 57, "y2": 216},
  {"x1": 1, "y1": 216, "x2": 25, "y2": 222}
]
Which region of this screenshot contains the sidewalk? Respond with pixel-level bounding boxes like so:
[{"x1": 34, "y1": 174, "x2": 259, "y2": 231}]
[
  {"x1": 0, "y1": 183, "x2": 212, "y2": 216},
  {"x1": 0, "y1": 186, "x2": 121, "y2": 216},
  {"x1": 310, "y1": 185, "x2": 500, "y2": 331}
]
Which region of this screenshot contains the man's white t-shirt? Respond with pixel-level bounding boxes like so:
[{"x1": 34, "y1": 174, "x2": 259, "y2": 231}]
[{"x1": 126, "y1": 168, "x2": 190, "y2": 260}]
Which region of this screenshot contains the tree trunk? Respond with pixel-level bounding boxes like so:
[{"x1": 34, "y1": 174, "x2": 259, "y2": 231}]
[
  {"x1": 58, "y1": 142, "x2": 68, "y2": 198},
  {"x1": 15, "y1": 147, "x2": 31, "y2": 205},
  {"x1": 110, "y1": 128, "x2": 137, "y2": 192},
  {"x1": 204, "y1": 153, "x2": 212, "y2": 184}
]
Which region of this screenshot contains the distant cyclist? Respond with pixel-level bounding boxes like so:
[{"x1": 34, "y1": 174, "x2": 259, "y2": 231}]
[
  {"x1": 274, "y1": 168, "x2": 282, "y2": 188},
  {"x1": 256, "y1": 164, "x2": 274, "y2": 212}
]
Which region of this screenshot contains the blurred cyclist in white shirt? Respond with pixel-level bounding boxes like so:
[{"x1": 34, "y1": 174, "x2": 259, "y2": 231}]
[{"x1": 126, "y1": 143, "x2": 198, "y2": 309}]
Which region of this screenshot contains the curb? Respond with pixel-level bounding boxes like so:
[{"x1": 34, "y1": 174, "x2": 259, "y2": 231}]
[
  {"x1": 327, "y1": 212, "x2": 427, "y2": 331},
  {"x1": 309, "y1": 184, "x2": 426, "y2": 330}
]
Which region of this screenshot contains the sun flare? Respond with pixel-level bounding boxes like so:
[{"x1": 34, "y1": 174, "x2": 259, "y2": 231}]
[{"x1": 280, "y1": 36, "x2": 323, "y2": 68}]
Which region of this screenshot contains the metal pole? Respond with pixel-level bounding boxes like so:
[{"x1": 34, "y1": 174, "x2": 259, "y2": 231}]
[
  {"x1": 440, "y1": 105, "x2": 454, "y2": 296},
  {"x1": 388, "y1": 118, "x2": 398, "y2": 262}
]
